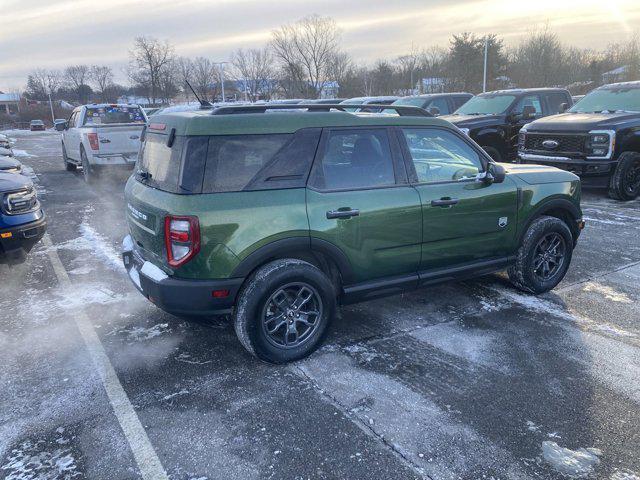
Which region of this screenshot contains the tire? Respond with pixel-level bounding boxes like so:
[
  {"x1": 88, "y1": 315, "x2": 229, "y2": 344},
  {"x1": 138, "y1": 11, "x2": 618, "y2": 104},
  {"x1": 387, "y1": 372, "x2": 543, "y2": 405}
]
[
  {"x1": 508, "y1": 215, "x2": 573, "y2": 294},
  {"x1": 62, "y1": 142, "x2": 76, "y2": 171},
  {"x1": 233, "y1": 259, "x2": 336, "y2": 364},
  {"x1": 80, "y1": 147, "x2": 97, "y2": 184},
  {"x1": 608, "y1": 152, "x2": 640, "y2": 201},
  {"x1": 482, "y1": 146, "x2": 502, "y2": 162}
]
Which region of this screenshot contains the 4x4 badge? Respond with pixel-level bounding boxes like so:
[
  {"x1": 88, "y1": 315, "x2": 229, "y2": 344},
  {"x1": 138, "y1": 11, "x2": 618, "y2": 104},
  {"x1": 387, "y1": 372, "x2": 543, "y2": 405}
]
[{"x1": 498, "y1": 217, "x2": 508, "y2": 228}]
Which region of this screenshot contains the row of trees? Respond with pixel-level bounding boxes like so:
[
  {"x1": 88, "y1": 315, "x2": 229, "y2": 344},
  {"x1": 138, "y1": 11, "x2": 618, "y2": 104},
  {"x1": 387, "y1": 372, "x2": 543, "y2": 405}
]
[{"x1": 23, "y1": 15, "x2": 640, "y2": 106}]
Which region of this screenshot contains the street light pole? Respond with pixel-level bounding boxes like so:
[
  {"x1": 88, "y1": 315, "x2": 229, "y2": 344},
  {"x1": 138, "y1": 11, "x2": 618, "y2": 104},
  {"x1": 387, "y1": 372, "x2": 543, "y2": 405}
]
[
  {"x1": 483, "y1": 37, "x2": 489, "y2": 93},
  {"x1": 48, "y1": 92, "x2": 55, "y2": 125},
  {"x1": 214, "y1": 62, "x2": 228, "y2": 103}
]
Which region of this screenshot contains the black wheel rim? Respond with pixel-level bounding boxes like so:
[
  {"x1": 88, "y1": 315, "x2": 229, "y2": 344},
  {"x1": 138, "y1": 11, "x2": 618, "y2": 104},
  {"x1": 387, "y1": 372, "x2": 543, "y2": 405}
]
[
  {"x1": 532, "y1": 232, "x2": 566, "y2": 282},
  {"x1": 261, "y1": 282, "x2": 323, "y2": 349},
  {"x1": 623, "y1": 160, "x2": 640, "y2": 195}
]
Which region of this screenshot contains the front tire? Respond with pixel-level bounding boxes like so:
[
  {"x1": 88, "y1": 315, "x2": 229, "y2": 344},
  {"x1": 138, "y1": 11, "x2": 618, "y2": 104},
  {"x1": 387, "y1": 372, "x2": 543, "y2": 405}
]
[
  {"x1": 608, "y1": 152, "x2": 640, "y2": 201},
  {"x1": 233, "y1": 259, "x2": 336, "y2": 363},
  {"x1": 508, "y1": 216, "x2": 573, "y2": 294}
]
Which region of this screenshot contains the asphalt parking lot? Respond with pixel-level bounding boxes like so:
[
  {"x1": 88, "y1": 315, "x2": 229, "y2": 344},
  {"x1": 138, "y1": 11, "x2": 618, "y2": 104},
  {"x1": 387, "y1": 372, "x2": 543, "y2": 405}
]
[{"x1": 1, "y1": 130, "x2": 639, "y2": 480}]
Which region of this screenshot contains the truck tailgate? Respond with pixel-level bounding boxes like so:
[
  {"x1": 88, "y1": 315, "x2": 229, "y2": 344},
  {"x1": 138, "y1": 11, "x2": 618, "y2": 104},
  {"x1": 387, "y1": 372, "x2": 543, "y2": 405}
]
[{"x1": 91, "y1": 124, "x2": 144, "y2": 158}]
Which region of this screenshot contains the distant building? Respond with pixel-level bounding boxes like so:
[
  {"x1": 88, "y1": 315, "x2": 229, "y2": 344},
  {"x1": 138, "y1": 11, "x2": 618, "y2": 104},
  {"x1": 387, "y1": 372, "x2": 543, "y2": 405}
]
[
  {"x1": 602, "y1": 66, "x2": 629, "y2": 84},
  {"x1": 0, "y1": 92, "x2": 21, "y2": 115},
  {"x1": 116, "y1": 96, "x2": 155, "y2": 106},
  {"x1": 318, "y1": 81, "x2": 339, "y2": 99},
  {"x1": 420, "y1": 78, "x2": 447, "y2": 93}
]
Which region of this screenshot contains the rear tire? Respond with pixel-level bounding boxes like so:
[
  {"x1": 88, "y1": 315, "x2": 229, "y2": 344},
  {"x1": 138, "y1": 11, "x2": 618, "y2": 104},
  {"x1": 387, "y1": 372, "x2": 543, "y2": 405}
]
[
  {"x1": 508, "y1": 216, "x2": 573, "y2": 294},
  {"x1": 80, "y1": 147, "x2": 97, "y2": 184},
  {"x1": 233, "y1": 259, "x2": 336, "y2": 364},
  {"x1": 62, "y1": 142, "x2": 76, "y2": 171},
  {"x1": 482, "y1": 146, "x2": 502, "y2": 162},
  {"x1": 608, "y1": 152, "x2": 640, "y2": 201}
]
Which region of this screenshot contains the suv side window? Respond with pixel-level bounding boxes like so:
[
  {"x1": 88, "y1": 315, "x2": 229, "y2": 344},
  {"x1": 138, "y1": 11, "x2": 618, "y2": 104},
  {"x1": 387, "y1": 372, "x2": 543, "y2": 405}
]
[
  {"x1": 427, "y1": 97, "x2": 450, "y2": 115},
  {"x1": 203, "y1": 134, "x2": 292, "y2": 193},
  {"x1": 546, "y1": 92, "x2": 570, "y2": 114},
  {"x1": 513, "y1": 95, "x2": 542, "y2": 116},
  {"x1": 402, "y1": 128, "x2": 484, "y2": 184},
  {"x1": 310, "y1": 129, "x2": 396, "y2": 190}
]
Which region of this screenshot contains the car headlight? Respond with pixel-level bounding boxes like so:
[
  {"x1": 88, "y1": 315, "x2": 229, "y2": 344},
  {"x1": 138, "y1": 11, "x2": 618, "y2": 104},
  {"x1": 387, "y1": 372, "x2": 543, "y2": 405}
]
[
  {"x1": 587, "y1": 130, "x2": 615, "y2": 159},
  {"x1": 458, "y1": 127, "x2": 470, "y2": 136}
]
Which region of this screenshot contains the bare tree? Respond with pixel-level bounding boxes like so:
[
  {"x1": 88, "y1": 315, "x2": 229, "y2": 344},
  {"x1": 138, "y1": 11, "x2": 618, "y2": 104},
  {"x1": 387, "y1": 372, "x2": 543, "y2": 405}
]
[
  {"x1": 64, "y1": 65, "x2": 90, "y2": 103},
  {"x1": 231, "y1": 48, "x2": 275, "y2": 101},
  {"x1": 192, "y1": 57, "x2": 218, "y2": 102},
  {"x1": 128, "y1": 36, "x2": 175, "y2": 104},
  {"x1": 89, "y1": 65, "x2": 114, "y2": 102},
  {"x1": 509, "y1": 27, "x2": 564, "y2": 87},
  {"x1": 174, "y1": 57, "x2": 195, "y2": 101},
  {"x1": 271, "y1": 15, "x2": 342, "y2": 98}
]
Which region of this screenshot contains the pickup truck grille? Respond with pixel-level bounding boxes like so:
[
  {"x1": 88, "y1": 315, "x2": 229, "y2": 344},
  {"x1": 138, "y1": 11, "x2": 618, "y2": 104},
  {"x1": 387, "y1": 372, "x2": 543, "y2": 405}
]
[
  {"x1": 3, "y1": 187, "x2": 38, "y2": 215},
  {"x1": 524, "y1": 133, "x2": 587, "y2": 155}
]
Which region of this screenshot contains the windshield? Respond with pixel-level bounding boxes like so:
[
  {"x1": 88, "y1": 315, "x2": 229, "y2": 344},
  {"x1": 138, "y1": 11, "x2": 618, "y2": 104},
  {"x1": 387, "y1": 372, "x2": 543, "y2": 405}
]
[
  {"x1": 392, "y1": 97, "x2": 428, "y2": 107},
  {"x1": 455, "y1": 95, "x2": 515, "y2": 115},
  {"x1": 83, "y1": 105, "x2": 146, "y2": 125},
  {"x1": 569, "y1": 86, "x2": 640, "y2": 113}
]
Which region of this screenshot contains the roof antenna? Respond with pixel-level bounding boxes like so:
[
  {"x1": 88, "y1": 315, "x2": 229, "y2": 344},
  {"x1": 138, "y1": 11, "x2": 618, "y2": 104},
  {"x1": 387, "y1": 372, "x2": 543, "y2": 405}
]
[{"x1": 184, "y1": 80, "x2": 212, "y2": 108}]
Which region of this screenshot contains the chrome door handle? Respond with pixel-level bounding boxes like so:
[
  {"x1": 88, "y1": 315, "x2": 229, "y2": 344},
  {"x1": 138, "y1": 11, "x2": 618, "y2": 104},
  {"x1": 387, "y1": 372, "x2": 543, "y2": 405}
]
[
  {"x1": 326, "y1": 208, "x2": 360, "y2": 219},
  {"x1": 430, "y1": 198, "x2": 459, "y2": 207}
]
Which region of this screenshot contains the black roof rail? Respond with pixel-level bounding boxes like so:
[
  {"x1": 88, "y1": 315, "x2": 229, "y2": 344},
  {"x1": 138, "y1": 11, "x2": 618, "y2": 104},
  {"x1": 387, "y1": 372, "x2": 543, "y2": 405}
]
[{"x1": 210, "y1": 104, "x2": 432, "y2": 117}]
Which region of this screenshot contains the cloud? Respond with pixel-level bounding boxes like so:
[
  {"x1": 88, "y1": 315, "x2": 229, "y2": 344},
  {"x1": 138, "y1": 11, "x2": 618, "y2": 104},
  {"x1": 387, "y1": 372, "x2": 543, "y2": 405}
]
[{"x1": 0, "y1": 0, "x2": 638, "y2": 90}]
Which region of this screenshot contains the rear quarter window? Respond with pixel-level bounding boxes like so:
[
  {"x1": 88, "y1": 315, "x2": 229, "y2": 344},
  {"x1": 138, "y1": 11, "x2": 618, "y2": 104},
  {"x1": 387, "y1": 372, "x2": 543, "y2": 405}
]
[
  {"x1": 137, "y1": 133, "x2": 184, "y2": 193},
  {"x1": 203, "y1": 134, "x2": 293, "y2": 193}
]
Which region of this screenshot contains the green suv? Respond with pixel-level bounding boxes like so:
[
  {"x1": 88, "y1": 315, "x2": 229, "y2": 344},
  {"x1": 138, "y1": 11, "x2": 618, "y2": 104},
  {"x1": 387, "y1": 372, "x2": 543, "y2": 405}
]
[{"x1": 122, "y1": 104, "x2": 584, "y2": 363}]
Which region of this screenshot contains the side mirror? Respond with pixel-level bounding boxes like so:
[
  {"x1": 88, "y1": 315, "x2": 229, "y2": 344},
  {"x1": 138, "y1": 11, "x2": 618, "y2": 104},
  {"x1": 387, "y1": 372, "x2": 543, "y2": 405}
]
[
  {"x1": 521, "y1": 105, "x2": 536, "y2": 119},
  {"x1": 428, "y1": 106, "x2": 440, "y2": 116},
  {"x1": 485, "y1": 163, "x2": 506, "y2": 184},
  {"x1": 559, "y1": 102, "x2": 568, "y2": 113},
  {"x1": 54, "y1": 121, "x2": 67, "y2": 131}
]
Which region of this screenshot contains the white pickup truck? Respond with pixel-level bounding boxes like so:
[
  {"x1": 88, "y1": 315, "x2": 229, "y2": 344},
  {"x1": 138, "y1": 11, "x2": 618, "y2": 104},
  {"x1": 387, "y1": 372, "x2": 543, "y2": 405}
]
[{"x1": 56, "y1": 104, "x2": 147, "y2": 183}]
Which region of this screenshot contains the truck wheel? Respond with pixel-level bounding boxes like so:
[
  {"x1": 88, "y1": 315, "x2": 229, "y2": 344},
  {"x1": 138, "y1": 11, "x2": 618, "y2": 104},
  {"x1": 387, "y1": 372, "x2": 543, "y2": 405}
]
[
  {"x1": 508, "y1": 216, "x2": 573, "y2": 294},
  {"x1": 233, "y1": 259, "x2": 336, "y2": 364},
  {"x1": 482, "y1": 146, "x2": 502, "y2": 162},
  {"x1": 80, "y1": 147, "x2": 97, "y2": 184},
  {"x1": 62, "y1": 142, "x2": 76, "y2": 172},
  {"x1": 608, "y1": 152, "x2": 640, "y2": 201}
]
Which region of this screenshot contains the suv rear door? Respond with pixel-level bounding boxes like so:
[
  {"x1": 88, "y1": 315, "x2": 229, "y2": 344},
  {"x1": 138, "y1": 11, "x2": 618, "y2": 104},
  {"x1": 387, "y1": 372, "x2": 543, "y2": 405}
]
[
  {"x1": 398, "y1": 127, "x2": 518, "y2": 272},
  {"x1": 306, "y1": 127, "x2": 422, "y2": 286}
]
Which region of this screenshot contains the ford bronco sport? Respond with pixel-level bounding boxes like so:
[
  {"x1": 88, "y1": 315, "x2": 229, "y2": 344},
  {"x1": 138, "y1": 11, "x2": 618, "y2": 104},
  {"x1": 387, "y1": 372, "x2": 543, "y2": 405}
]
[
  {"x1": 122, "y1": 104, "x2": 584, "y2": 363},
  {"x1": 441, "y1": 88, "x2": 573, "y2": 162},
  {"x1": 518, "y1": 81, "x2": 640, "y2": 200}
]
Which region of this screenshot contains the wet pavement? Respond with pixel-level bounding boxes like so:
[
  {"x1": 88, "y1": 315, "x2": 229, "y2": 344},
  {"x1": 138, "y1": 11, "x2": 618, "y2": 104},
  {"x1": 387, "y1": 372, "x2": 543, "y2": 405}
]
[{"x1": 1, "y1": 130, "x2": 639, "y2": 480}]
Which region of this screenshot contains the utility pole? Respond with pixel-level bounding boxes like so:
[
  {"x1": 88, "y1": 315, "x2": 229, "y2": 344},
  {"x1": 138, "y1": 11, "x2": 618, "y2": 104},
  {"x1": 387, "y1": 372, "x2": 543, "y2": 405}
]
[
  {"x1": 48, "y1": 92, "x2": 55, "y2": 125},
  {"x1": 483, "y1": 36, "x2": 489, "y2": 93},
  {"x1": 214, "y1": 62, "x2": 228, "y2": 103}
]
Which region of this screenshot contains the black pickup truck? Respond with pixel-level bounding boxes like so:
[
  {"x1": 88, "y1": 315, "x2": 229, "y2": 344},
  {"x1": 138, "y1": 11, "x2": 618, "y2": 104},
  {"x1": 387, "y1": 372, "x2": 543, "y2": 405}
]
[
  {"x1": 518, "y1": 81, "x2": 640, "y2": 200},
  {"x1": 441, "y1": 88, "x2": 572, "y2": 162}
]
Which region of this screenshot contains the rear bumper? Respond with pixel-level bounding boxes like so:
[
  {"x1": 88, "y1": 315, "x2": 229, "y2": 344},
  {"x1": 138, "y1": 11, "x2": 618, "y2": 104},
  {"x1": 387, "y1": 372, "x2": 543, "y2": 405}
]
[
  {"x1": 122, "y1": 235, "x2": 243, "y2": 316},
  {"x1": 89, "y1": 152, "x2": 138, "y2": 166},
  {"x1": 0, "y1": 214, "x2": 47, "y2": 262},
  {"x1": 518, "y1": 153, "x2": 615, "y2": 178}
]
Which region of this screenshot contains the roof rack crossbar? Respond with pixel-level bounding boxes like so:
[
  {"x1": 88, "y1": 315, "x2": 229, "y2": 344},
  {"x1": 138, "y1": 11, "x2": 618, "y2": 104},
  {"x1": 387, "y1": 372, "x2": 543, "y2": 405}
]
[{"x1": 210, "y1": 104, "x2": 432, "y2": 117}]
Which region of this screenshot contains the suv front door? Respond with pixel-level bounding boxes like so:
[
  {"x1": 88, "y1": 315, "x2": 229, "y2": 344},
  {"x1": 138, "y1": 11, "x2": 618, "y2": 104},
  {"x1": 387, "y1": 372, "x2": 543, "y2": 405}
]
[
  {"x1": 398, "y1": 127, "x2": 518, "y2": 272},
  {"x1": 306, "y1": 127, "x2": 422, "y2": 286}
]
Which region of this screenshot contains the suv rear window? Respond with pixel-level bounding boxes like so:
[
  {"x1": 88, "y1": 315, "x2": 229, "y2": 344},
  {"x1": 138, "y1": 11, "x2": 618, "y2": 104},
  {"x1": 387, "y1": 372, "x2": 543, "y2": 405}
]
[
  {"x1": 84, "y1": 105, "x2": 146, "y2": 125},
  {"x1": 138, "y1": 132, "x2": 184, "y2": 192},
  {"x1": 203, "y1": 134, "x2": 292, "y2": 193}
]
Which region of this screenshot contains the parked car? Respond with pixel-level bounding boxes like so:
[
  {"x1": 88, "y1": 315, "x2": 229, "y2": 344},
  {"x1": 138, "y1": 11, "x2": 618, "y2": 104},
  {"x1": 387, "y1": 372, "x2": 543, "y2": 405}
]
[
  {"x1": 518, "y1": 81, "x2": 640, "y2": 200},
  {"x1": 0, "y1": 133, "x2": 12, "y2": 150},
  {"x1": 143, "y1": 107, "x2": 161, "y2": 117},
  {"x1": 267, "y1": 99, "x2": 306, "y2": 104},
  {"x1": 0, "y1": 172, "x2": 46, "y2": 264},
  {"x1": 571, "y1": 95, "x2": 585, "y2": 104},
  {"x1": 340, "y1": 96, "x2": 399, "y2": 112},
  {"x1": 441, "y1": 88, "x2": 573, "y2": 162},
  {"x1": 30, "y1": 120, "x2": 46, "y2": 131},
  {"x1": 305, "y1": 98, "x2": 347, "y2": 104},
  {"x1": 56, "y1": 104, "x2": 147, "y2": 183},
  {"x1": 122, "y1": 103, "x2": 583, "y2": 363},
  {"x1": 0, "y1": 156, "x2": 22, "y2": 174},
  {"x1": 0, "y1": 146, "x2": 14, "y2": 157},
  {"x1": 391, "y1": 93, "x2": 473, "y2": 116}
]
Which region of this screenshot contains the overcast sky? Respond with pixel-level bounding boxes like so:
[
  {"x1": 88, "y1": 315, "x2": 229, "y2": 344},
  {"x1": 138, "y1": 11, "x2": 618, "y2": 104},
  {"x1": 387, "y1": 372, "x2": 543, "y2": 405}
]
[{"x1": 1, "y1": 0, "x2": 639, "y2": 91}]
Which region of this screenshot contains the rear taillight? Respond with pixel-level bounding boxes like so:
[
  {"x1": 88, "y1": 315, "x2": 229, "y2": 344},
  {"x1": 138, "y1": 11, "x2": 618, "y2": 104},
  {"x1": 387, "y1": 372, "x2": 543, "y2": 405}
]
[
  {"x1": 87, "y1": 133, "x2": 99, "y2": 151},
  {"x1": 164, "y1": 215, "x2": 200, "y2": 267}
]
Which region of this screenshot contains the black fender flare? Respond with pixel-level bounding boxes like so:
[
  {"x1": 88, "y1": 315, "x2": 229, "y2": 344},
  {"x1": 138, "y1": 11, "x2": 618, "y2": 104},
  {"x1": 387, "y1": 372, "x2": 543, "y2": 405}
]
[
  {"x1": 519, "y1": 198, "x2": 581, "y2": 245},
  {"x1": 231, "y1": 237, "x2": 354, "y2": 284}
]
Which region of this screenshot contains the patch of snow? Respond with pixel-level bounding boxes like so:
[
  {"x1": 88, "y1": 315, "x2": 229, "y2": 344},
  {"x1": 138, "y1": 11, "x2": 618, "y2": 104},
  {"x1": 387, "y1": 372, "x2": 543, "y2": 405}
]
[
  {"x1": 11, "y1": 149, "x2": 37, "y2": 158},
  {"x1": 175, "y1": 352, "x2": 212, "y2": 365},
  {"x1": 0, "y1": 438, "x2": 81, "y2": 479},
  {"x1": 526, "y1": 420, "x2": 540, "y2": 432},
  {"x1": 79, "y1": 223, "x2": 123, "y2": 271},
  {"x1": 161, "y1": 389, "x2": 189, "y2": 401},
  {"x1": 583, "y1": 282, "x2": 632, "y2": 303},
  {"x1": 582, "y1": 216, "x2": 627, "y2": 226},
  {"x1": 541, "y1": 441, "x2": 601, "y2": 478},
  {"x1": 67, "y1": 265, "x2": 94, "y2": 275},
  {"x1": 121, "y1": 323, "x2": 171, "y2": 342},
  {"x1": 610, "y1": 469, "x2": 640, "y2": 480}
]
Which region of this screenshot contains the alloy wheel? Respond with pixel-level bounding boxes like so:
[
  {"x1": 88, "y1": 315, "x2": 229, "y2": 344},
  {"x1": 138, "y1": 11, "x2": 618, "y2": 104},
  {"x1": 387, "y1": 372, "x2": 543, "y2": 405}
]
[{"x1": 532, "y1": 232, "x2": 566, "y2": 282}]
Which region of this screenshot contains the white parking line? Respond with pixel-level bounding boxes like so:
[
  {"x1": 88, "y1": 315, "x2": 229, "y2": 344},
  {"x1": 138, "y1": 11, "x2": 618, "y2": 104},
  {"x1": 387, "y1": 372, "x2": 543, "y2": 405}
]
[{"x1": 42, "y1": 234, "x2": 169, "y2": 480}]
